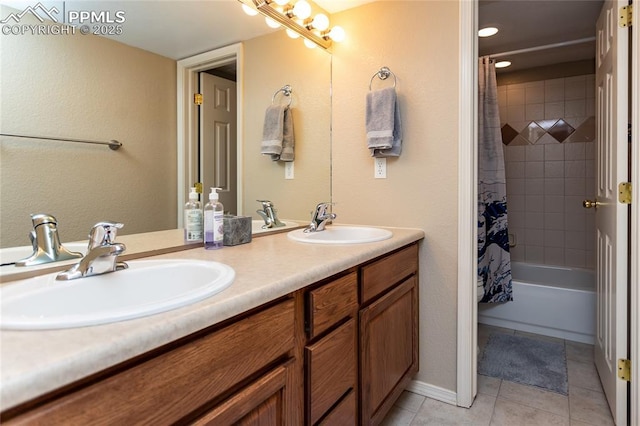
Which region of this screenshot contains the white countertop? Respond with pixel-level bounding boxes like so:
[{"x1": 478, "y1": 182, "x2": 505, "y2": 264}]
[{"x1": 0, "y1": 226, "x2": 424, "y2": 412}]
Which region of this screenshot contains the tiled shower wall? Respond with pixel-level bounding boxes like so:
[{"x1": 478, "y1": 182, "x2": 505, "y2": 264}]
[{"x1": 499, "y1": 75, "x2": 596, "y2": 269}]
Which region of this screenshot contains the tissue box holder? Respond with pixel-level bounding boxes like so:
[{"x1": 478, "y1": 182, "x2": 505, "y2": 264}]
[{"x1": 223, "y1": 215, "x2": 252, "y2": 246}]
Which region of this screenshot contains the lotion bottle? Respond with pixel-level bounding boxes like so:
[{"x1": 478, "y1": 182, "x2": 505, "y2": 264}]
[
  {"x1": 204, "y1": 187, "x2": 224, "y2": 250},
  {"x1": 184, "y1": 187, "x2": 203, "y2": 243}
]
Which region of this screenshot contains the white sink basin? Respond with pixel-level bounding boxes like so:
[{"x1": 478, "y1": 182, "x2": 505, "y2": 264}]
[
  {"x1": 287, "y1": 225, "x2": 392, "y2": 245},
  {"x1": 252, "y1": 220, "x2": 299, "y2": 234},
  {"x1": 0, "y1": 242, "x2": 87, "y2": 266},
  {"x1": 0, "y1": 259, "x2": 235, "y2": 330}
]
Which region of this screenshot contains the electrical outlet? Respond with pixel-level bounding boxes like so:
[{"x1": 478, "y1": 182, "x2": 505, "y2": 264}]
[
  {"x1": 285, "y1": 161, "x2": 294, "y2": 179},
  {"x1": 374, "y1": 158, "x2": 387, "y2": 178}
]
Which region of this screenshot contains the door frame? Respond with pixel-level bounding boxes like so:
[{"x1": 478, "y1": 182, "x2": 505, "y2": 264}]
[
  {"x1": 631, "y1": 3, "x2": 639, "y2": 423},
  {"x1": 176, "y1": 43, "x2": 244, "y2": 226},
  {"x1": 457, "y1": 0, "x2": 639, "y2": 419},
  {"x1": 456, "y1": 0, "x2": 478, "y2": 409}
]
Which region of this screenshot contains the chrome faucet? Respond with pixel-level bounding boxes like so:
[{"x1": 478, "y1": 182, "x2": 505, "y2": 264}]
[
  {"x1": 304, "y1": 202, "x2": 336, "y2": 233},
  {"x1": 15, "y1": 214, "x2": 83, "y2": 267},
  {"x1": 56, "y1": 222, "x2": 128, "y2": 280},
  {"x1": 256, "y1": 200, "x2": 285, "y2": 229}
]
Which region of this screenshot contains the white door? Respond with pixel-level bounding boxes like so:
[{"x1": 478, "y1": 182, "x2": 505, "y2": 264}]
[
  {"x1": 593, "y1": 0, "x2": 629, "y2": 424},
  {"x1": 200, "y1": 72, "x2": 238, "y2": 214}
]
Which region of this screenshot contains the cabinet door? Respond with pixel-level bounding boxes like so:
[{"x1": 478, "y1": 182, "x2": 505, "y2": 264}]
[
  {"x1": 4, "y1": 300, "x2": 295, "y2": 425},
  {"x1": 360, "y1": 277, "x2": 418, "y2": 426},
  {"x1": 194, "y1": 361, "x2": 293, "y2": 426},
  {"x1": 306, "y1": 318, "x2": 357, "y2": 425}
]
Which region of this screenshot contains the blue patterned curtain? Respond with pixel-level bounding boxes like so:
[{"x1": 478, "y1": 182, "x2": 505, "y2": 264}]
[{"x1": 478, "y1": 57, "x2": 512, "y2": 303}]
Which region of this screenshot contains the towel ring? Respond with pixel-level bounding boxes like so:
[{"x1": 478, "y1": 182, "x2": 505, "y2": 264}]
[
  {"x1": 272, "y1": 84, "x2": 293, "y2": 107},
  {"x1": 369, "y1": 67, "x2": 397, "y2": 91}
]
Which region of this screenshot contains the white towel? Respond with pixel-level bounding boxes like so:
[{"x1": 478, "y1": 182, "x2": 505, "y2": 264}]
[
  {"x1": 261, "y1": 105, "x2": 286, "y2": 156},
  {"x1": 366, "y1": 87, "x2": 402, "y2": 158}
]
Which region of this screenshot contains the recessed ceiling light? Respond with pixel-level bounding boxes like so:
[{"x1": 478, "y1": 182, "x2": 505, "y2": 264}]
[
  {"x1": 495, "y1": 61, "x2": 512, "y2": 68},
  {"x1": 478, "y1": 27, "x2": 499, "y2": 37}
]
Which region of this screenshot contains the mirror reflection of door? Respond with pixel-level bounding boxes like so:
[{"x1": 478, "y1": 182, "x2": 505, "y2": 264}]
[{"x1": 199, "y1": 71, "x2": 238, "y2": 215}]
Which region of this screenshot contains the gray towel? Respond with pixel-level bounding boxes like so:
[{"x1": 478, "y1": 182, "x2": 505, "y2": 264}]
[
  {"x1": 261, "y1": 105, "x2": 286, "y2": 156},
  {"x1": 277, "y1": 108, "x2": 295, "y2": 162},
  {"x1": 366, "y1": 87, "x2": 402, "y2": 158}
]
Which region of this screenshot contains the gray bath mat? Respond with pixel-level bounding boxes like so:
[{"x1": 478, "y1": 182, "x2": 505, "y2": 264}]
[{"x1": 479, "y1": 333, "x2": 568, "y2": 395}]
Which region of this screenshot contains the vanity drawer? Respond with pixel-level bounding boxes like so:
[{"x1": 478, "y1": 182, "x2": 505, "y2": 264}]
[
  {"x1": 361, "y1": 244, "x2": 418, "y2": 304},
  {"x1": 6, "y1": 299, "x2": 295, "y2": 425},
  {"x1": 306, "y1": 318, "x2": 356, "y2": 425},
  {"x1": 307, "y1": 272, "x2": 358, "y2": 339}
]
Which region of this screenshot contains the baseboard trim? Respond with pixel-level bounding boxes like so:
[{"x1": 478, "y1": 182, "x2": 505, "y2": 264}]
[{"x1": 406, "y1": 380, "x2": 458, "y2": 406}]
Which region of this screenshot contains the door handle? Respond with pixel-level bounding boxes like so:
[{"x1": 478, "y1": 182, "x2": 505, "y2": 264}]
[{"x1": 583, "y1": 199, "x2": 600, "y2": 209}]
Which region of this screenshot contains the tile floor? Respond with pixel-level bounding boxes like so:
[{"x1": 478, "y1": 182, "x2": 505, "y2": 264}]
[{"x1": 381, "y1": 324, "x2": 614, "y2": 425}]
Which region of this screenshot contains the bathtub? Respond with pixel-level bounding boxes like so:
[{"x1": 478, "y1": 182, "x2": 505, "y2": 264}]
[{"x1": 478, "y1": 262, "x2": 596, "y2": 344}]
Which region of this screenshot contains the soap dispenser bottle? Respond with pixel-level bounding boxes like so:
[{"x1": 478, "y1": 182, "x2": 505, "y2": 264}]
[
  {"x1": 204, "y1": 187, "x2": 224, "y2": 250},
  {"x1": 184, "y1": 187, "x2": 203, "y2": 243}
]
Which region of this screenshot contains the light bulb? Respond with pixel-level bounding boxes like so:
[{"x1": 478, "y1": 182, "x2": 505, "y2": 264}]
[
  {"x1": 265, "y1": 17, "x2": 280, "y2": 28},
  {"x1": 478, "y1": 27, "x2": 498, "y2": 37},
  {"x1": 303, "y1": 38, "x2": 317, "y2": 49},
  {"x1": 286, "y1": 28, "x2": 300, "y2": 39},
  {"x1": 292, "y1": 0, "x2": 311, "y2": 19},
  {"x1": 274, "y1": 0, "x2": 289, "y2": 5},
  {"x1": 328, "y1": 25, "x2": 345, "y2": 42},
  {"x1": 241, "y1": 4, "x2": 259, "y2": 16},
  {"x1": 311, "y1": 13, "x2": 329, "y2": 31},
  {"x1": 495, "y1": 61, "x2": 511, "y2": 68}
]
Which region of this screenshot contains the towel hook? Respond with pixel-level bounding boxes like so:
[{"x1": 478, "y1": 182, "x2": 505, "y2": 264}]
[
  {"x1": 272, "y1": 84, "x2": 293, "y2": 107},
  {"x1": 369, "y1": 66, "x2": 397, "y2": 91}
]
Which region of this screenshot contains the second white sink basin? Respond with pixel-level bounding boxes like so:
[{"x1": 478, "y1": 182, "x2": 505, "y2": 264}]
[
  {"x1": 287, "y1": 225, "x2": 392, "y2": 245},
  {"x1": 0, "y1": 259, "x2": 235, "y2": 330}
]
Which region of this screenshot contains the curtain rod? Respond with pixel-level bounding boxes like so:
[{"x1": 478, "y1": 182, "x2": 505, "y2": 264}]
[
  {"x1": 0, "y1": 133, "x2": 122, "y2": 150},
  {"x1": 488, "y1": 37, "x2": 596, "y2": 59}
]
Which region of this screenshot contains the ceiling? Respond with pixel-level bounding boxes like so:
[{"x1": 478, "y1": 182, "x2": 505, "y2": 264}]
[
  {"x1": 3, "y1": 0, "x2": 604, "y2": 67},
  {"x1": 479, "y1": 0, "x2": 604, "y2": 72},
  {"x1": 1, "y1": 0, "x2": 369, "y2": 60}
]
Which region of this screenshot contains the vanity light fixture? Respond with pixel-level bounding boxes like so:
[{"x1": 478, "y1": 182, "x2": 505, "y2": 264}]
[
  {"x1": 241, "y1": 3, "x2": 259, "y2": 16},
  {"x1": 478, "y1": 26, "x2": 499, "y2": 37},
  {"x1": 240, "y1": 0, "x2": 345, "y2": 50}
]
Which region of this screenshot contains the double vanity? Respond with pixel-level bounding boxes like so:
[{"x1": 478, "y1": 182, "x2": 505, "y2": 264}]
[{"x1": 0, "y1": 225, "x2": 424, "y2": 425}]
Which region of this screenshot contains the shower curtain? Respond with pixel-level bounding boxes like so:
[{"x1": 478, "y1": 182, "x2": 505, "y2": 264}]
[{"x1": 478, "y1": 57, "x2": 512, "y2": 303}]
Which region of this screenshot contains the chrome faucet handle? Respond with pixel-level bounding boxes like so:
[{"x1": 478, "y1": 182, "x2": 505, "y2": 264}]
[
  {"x1": 88, "y1": 222, "x2": 123, "y2": 248},
  {"x1": 257, "y1": 199, "x2": 274, "y2": 208}
]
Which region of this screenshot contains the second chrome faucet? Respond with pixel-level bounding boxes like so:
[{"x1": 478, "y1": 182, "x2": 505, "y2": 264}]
[{"x1": 304, "y1": 202, "x2": 336, "y2": 233}]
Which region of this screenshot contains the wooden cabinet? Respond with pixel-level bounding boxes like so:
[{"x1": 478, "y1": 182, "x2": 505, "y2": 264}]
[
  {"x1": 359, "y1": 245, "x2": 419, "y2": 426},
  {"x1": 194, "y1": 360, "x2": 294, "y2": 425},
  {"x1": 304, "y1": 272, "x2": 358, "y2": 425},
  {"x1": 3, "y1": 299, "x2": 296, "y2": 425},
  {"x1": 2, "y1": 242, "x2": 420, "y2": 426}
]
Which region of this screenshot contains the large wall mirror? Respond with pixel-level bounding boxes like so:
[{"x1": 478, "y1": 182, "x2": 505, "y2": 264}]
[{"x1": 0, "y1": 3, "x2": 331, "y2": 258}]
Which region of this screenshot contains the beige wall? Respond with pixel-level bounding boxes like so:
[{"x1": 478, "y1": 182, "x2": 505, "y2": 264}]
[
  {"x1": 243, "y1": 30, "x2": 331, "y2": 222},
  {"x1": 331, "y1": 1, "x2": 460, "y2": 391},
  {"x1": 0, "y1": 7, "x2": 177, "y2": 247}
]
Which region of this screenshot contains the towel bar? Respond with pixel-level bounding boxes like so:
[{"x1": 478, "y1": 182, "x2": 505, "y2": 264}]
[
  {"x1": 0, "y1": 133, "x2": 122, "y2": 150},
  {"x1": 369, "y1": 67, "x2": 397, "y2": 91},
  {"x1": 271, "y1": 85, "x2": 293, "y2": 106}
]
